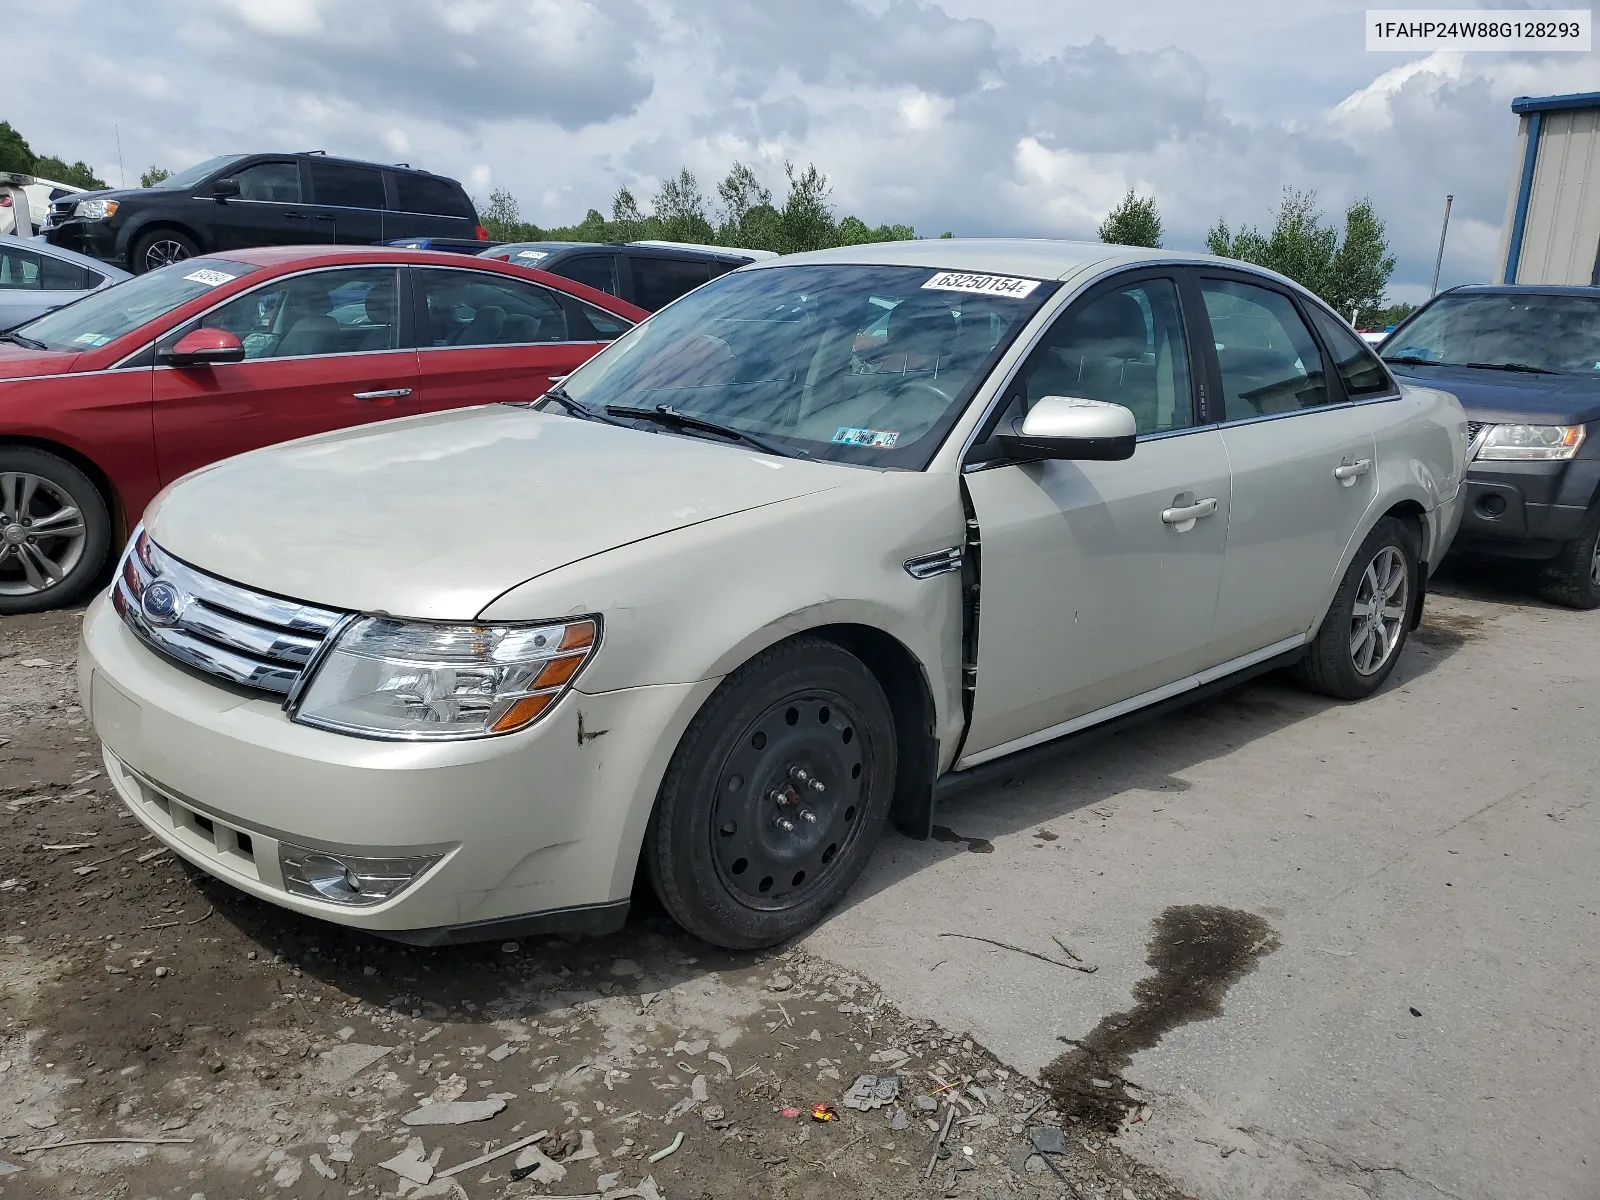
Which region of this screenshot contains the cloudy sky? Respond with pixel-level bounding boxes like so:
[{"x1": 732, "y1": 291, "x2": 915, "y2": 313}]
[{"x1": 10, "y1": 0, "x2": 1597, "y2": 300}]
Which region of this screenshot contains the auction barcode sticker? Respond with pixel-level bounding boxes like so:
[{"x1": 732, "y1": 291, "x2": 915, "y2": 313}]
[
  {"x1": 183, "y1": 268, "x2": 237, "y2": 286},
  {"x1": 1367, "y1": 9, "x2": 1591, "y2": 50},
  {"x1": 922, "y1": 271, "x2": 1041, "y2": 299}
]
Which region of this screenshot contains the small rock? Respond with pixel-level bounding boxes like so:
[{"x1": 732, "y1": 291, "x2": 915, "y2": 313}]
[
  {"x1": 362, "y1": 965, "x2": 376, "y2": 976},
  {"x1": 19, "y1": 659, "x2": 52, "y2": 668},
  {"x1": 500, "y1": 941, "x2": 520, "y2": 954},
  {"x1": 401, "y1": 1098, "x2": 507, "y2": 1126},
  {"x1": 1091, "y1": 1078, "x2": 1112, "y2": 1089},
  {"x1": 890, "y1": 1107, "x2": 909, "y2": 1131},
  {"x1": 308, "y1": 1153, "x2": 337, "y2": 1179},
  {"x1": 915, "y1": 1095, "x2": 938, "y2": 1113},
  {"x1": 271, "y1": 1158, "x2": 302, "y2": 1188},
  {"x1": 488, "y1": 1043, "x2": 515, "y2": 1062},
  {"x1": 691, "y1": 1075, "x2": 709, "y2": 1102},
  {"x1": 1031, "y1": 1125, "x2": 1068, "y2": 1155},
  {"x1": 768, "y1": 973, "x2": 794, "y2": 992},
  {"x1": 154, "y1": 966, "x2": 171, "y2": 978}
]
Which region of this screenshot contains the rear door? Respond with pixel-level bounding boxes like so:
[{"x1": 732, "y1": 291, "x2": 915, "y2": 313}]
[
  {"x1": 545, "y1": 252, "x2": 622, "y2": 300},
  {"x1": 151, "y1": 265, "x2": 418, "y2": 483},
  {"x1": 411, "y1": 265, "x2": 617, "y2": 411},
  {"x1": 625, "y1": 252, "x2": 712, "y2": 311},
  {"x1": 212, "y1": 158, "x2": 311, "y2": 250},
  {"x1": 1195, "y1": 272, "x2": 1382, "y2": 663},
  {"x1": 305, "y1": 160, "x2": 386, "y2": 245},
  {"x1": 960, "y1": 270, "x2": 1230, "y2": 764},
  {"x1": 383, "y1": 171, "x2": 477, "y2": 241}
]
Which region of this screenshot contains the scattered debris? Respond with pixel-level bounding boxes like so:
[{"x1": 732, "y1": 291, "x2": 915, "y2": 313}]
[
  {"x1": 379, "y1": 1137, "x2": 435, "y2": 1185},
  {"x1": 402, "y1": 1098, "x2": 508, "y2": 1126},
  {"x1": 768, "y1": 973, "x2": 794, "y2": 991},
  {"x1": 1031, "y1": 1125, "x2": 1069, "y2": 1155},
  {"x1": 647, "y1": 1131, "x2": 685, "y2": 1163},
  {"x1": 309, "y1": 1153, "x2": 338, "y2": 1179},
  {"x1": 811, "y1": 1104, "x2": 837, "y2": 1122},
  {"x1": 316, "y1": 1042, "x2": 392, "y2": 1085},
  {"x1": 488, "y1": 1042, "x2": 515, "y2": 1061},
  {"x1": 842, "y1": 1073, "x2": 901, "y2": 1110},
  {"x1": 707, "y1": 1050, "x2": 733, "y2": 1076}
]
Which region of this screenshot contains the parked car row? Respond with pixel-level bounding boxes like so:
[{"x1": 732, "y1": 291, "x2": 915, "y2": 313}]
[{"x1": 72, "y1": 240, "x2": 1468, "y2": 950}]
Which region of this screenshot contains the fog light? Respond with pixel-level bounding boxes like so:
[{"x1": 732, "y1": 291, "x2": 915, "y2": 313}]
[
  {"x1": 279, "y1": 843, "x2": 441, "y2": 907},
  {"x1": 1477, "y1": 493, "x2": 1507, "y2": 518}
]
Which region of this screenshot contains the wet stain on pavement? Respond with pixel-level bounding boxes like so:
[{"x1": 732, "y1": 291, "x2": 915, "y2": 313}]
[
  {"x1": 1413, "y1": 610, "x2": 1487, "y2": 649},
  {"x1": 931, "y1": 825, "x2": 995, "y2": 853},
  {"x1": 1042, "y1": 905, "x2": 1279, "y2": 1129}
]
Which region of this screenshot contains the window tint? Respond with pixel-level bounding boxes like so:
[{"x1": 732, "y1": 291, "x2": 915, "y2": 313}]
[
  {"x1": 308, "y1": 161, "x2": 385, "y2": 210},
  {"x1": 173, "y1": 268, "x2": 401, "y2": 360},
  {"x1": 14, "y1": 257, "x2": 262, "y2": 351},
  {"x1": 1005, "y1": 277, "x2": 1192, "y2": 436},
  {"x1": 0, "y1": 247, "x2": 42, "y2": 290},
  {"x1": 393, "y1": 173, "x2": 472, "y2": 218},
  {"x1": 39, "y1": 254, "x2": 93, "y2": 290},
  {"x1": 630, "y1": 255, "x2": 711, "y2": 311},
  {"x1": 0, "y1": 247, "x2": 93, "y2": 291},
  {"x1": 568, "y1": 299, "x2": 630, "y2": 342},
  {"x1": 231, "y1": 161, "x2": 302, "y2": 203},
  {"x1": 1201, "y1": 279, "x2": 1329, "y2": 419},
  {"x1": 553, "y1": 254, "x2": 618, "y2": 297},
  {"x1": 416, "y1": 268, "x2": 569, "y2": 346},
  {"x1": 1307, "y1": 306, "x2": 1392, "y2": 397}
]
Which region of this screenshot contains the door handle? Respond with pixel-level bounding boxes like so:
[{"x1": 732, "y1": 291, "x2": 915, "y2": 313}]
[
  {"x1": 1161, "y1": 497, "x2": 1219, "y2": 530},
  {"x1": 1334, "y1": 458, "x2": 1372, "y2": 484},
  {"x1": 353, "y1": 388, "x2": 413, "y2": 404},
  {"x1": 284, "y1": 211, "x2": 307, "y2": 220}
]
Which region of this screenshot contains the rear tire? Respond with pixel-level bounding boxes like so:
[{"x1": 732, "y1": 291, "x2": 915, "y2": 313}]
[
  {"x1": 130, "y1": 229, "x2": 197, "y2": 274},
  {"x1": 0, "y1": 447, "x2": 112, "y2": 614},
  {"x1": 1535, "y1": 505, "x2": 1600, "y2": 610},
  {"x1": 644, "y1": 637, "x2": 896, "y2": 950},
  {"x1": 1296, "y1": 517, "x2": 1417, "y2": 701}
]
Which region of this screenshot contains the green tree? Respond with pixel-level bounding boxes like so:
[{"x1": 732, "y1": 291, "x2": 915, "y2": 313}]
[
  {"x1": 1326, "y1": 198, "x2": 1395, "y2": 320},
  {"x1": 652, "y1": 168, "x2": 713, "y2": 243},
  {"x1": 32, "y1": 155, "x2": 107, "y2": 190},
  {"x1": 1354, "y1": 300, "x2": 1416, "y2": 329},
  {"x1": 0, "y1": 121, "x2": 34, "y2": 174},
  {"x1": 140, "y1": 166, "x2": 171, "y2": 188},
  {"x1": 776, "y1": 161, "x2": 836, "y2": 253},
  {"x1": 1097, "y1": 189, "x2": 1163, "y2": 248},
  {"x1": 479, "y1": 187, "x2": 542, "y2": 242}
]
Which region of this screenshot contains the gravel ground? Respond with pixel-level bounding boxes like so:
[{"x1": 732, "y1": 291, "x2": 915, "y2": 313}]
[{"x1": 0, "y1": 608, "x2": 1190, "y2": 1200}]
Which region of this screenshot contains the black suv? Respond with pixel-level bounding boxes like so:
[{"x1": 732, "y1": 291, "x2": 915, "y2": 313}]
[
  {"x1": 43, "y1": 152, "x2": 484, "y2": 274},
  {"x1": 478, "y1": 240, "x2": 772, "y2": 311},
  {"x1": 1381, "y1": 285, "x2": 1600, "y2": 607}
]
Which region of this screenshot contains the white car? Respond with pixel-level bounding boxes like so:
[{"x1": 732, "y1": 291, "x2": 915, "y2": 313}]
[
  {"x1": 78, "y1": 240, "x2": 1467, "y2": 949},
  {"x1": 0, "y1": 176, "x2": 84, "y2": 237},
  {"x1": 0, "y1": 237, "x2": 129, "y2": 329}
]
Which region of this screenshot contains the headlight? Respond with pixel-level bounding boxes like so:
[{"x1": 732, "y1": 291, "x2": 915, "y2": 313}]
[
  {"x1": 1476, "y1": 423, "x2": 1586, "y2": 461},
  {"x1": 291, "y1": 615, "x2": 599, "y2": 740},
  {"x1": 76, "y1": 199, "x2": 119, "y2": 221}
]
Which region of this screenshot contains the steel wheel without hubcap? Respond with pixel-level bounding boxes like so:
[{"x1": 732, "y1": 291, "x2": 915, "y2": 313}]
[
  {"x1": 0, "y1": 472, "x2": 87, "y2": 598},
  {"x1": 1349, "y1": 545, "x2": 1408, "y2": 676},
  {"x1": 143, "y1": 239, "x2": 192, "y2": 270},
  {"x1": 711, "y1": 692, "x2": 871, "y2": 908}
]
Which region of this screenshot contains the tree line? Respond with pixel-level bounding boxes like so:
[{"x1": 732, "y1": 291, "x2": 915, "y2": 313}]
[{"x1": 0, "y1": 121, "x2": 108, "y2": 190}]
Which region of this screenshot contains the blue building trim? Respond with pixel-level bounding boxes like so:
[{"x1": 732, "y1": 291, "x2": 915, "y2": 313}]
[
  {"x1": 1511, "y1": 92, "x2": 1600, "y2": 115},
  {"x1": 1504, "y1": 111, "x2": 1543, "y2": 284}
]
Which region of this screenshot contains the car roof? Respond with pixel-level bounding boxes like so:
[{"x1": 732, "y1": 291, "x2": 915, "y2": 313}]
[{"x1": 1437, "y1": 283, "x2": 1600, "y2": 298}]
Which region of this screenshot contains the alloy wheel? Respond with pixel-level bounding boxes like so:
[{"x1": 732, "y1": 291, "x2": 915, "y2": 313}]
[
  {"x1": 144, "y1": 239, "x2": 192, "y2": 270},
  {"x1": 1348, "y1": 545, "x2": 1408, "y2": 676},
  {"x1": 0, "y1": 472, "x2": 88, "y2": 597},
  {"x1": 710, "y1": 692, "x2": 872, "y2": 909},
  {"x1": 1589, "y1": 531, "x2": 1600, "y2": 588}
]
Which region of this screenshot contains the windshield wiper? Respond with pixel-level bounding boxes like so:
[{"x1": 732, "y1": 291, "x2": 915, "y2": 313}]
[
  {"x1": 0, "y1": 331, "x2": 46, "y2": 350},
  {"x1": 605, "y1": 404, "x2": 805, "y2": 459},
  {"x1": 1383, "y1": 355, "x2": 1444, "y2": 366},
  {"x1": 1464, "y1": 361, "x2": 1561, "y2": 375},
  {"x1": 536, "y1": 386, "x2": 628, "y2": 426}
]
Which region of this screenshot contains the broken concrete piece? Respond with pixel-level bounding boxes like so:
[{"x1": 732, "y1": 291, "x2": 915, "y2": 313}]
[
  {"x1": 662, "y1": 1095, "x2": 698, "y2": 1122},
  {"x1": 316, "y1": 1043, "x2": 392, "y2": 1085},
  {"x1": 0, "y1": 1162, "x2": 21, "y2": 1177},
  {"x1": 379, "y1": 1138, "x2": 434, "y2": 1185},
  {"x1": 842, "y1": 1074, "x2": 901, "y2": 1110},
  {"x1": 1030, "y1": 1125, "x2": 1068, "y2": 1155},
  {"x1": 597, "y1": 1171, "x2": 621, "y2": 1190},
  {"x1": 401, "y1": 1098, "x2": 507, "y2": 1126},
  {"x1": 272, "y1": 1157, "x2": 302, "y2": 1187},
  {"x1": 673, "y1": 1038, "x2": 709, "y2": 1056},
  {"x1": 309, "y1": 1152, "x2": 337, "y2": 1179},
  {"x1": 768, "y1": 973, "x2": 794, "y2": 991},
  {"x1": 890, "y1": 1107, "x2": 909, "y2": 1130},
  {"x1": 488, "y1": 1042, "x2": 515, "y2": 1062},
  {"x1": 690, "y1": 1074, "x2": 709, "y2": 1102},
  {"x1": 512, "y1": 1142, "x2": 567, "y2": 1184},
  {"x1": 707, "y1": 1051, "x2": 732, "y2": 1076}
]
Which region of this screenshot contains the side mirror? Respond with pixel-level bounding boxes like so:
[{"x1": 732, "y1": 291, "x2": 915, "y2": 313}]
[
  {"x1": 212, "y1": 178, "x2": 240, "y2": 200},
  {"x1": 999, "y1": 396, "x2": 1138, "y2": 462},
  {"x1": 161, "y1": 328, "x2": 245, "y2": 367}
]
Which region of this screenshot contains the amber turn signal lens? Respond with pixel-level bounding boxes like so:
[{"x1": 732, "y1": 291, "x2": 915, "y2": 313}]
[
  {"x1": 489, "y1": 692, "x2": 556, "y2": 733},
  {"x1": 561, "y1": 621, "x2": 596, "y2": 651},
  {"x1": 533, "y1": 653, "x2": 586, "y2": 690}
]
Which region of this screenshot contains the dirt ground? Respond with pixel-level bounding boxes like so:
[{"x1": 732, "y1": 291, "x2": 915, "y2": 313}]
[{"x1": 0, "y1": 609, "x2": 1190, "y2": 1200}]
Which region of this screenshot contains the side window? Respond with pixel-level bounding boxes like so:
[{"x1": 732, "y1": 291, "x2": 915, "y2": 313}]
[
  {"x1": 394, "y1": 173, "x2": 473, "y2": 218},
  {"x1": 39, "y1": 254, "x2": 93, "y2": 291},
  {"x1": 565, "y1": 298, "x2": 631, "y2": 342},
  {"x1": 552, "y1": 254, "x2": 618, "y2": 297},
  {"x1": 231, "y1": 161, "x2": 302, "y2": 203},
  {"x1": 1007, "y1": 277, "x2": 1193, "y2": 436},
  {"x1": 1307, "y1": 306, "x2": 1394, "y2": 398},
  {"x1": 629, "y1": 256, "x2": 711, "y2": 311},
  {"x1": 308, "y1": 161, "x2": 386, "y2": 210},
  {"x1": 1201, "y1": 279, "x2": 1329, "y2": 419},
  {"x1": 0, "y1": 247, "x2": 42, "y2": 290},
  {"x1": 164, "y1": 268, "x2": 401, "y2": 360},
  {"x1": 416, "y1": 268, "x2": 569, "y2": 346}
]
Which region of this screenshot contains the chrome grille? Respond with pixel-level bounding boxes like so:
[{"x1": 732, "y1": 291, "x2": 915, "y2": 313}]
[{"x1": 113, "y1": 529, "x2": 348, "y2": 697}]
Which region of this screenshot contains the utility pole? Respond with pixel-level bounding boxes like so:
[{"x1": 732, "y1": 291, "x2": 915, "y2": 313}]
[
  {"x1": 115, "y1": 126, "x2": 126, "y2": 190},
  {"x1": 1430, "y1": 194, "x2": 1453, "y2": 295}
]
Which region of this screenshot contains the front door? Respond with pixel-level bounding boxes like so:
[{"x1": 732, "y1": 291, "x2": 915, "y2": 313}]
[
  {"x1": 152, "y1": 266, "x2": 418, "y2": 484},
  {"x1": 410, "y1": 266, "x2": 609, "y2": 411},
  {"x1": 1195, "y1": 274, "x2": 1381, "y2": 663},
  {"x1": 211, "y1": 159, "x2": 311, "y2": 250},
  {"x1": 960, "y1": 272, "x2": 1230, "y2": 765}
]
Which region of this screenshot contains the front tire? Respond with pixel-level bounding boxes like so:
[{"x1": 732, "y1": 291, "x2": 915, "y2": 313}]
[
  {"x1": 130, "y1": 229, "x2": 197, "y2": 274},
  {"x1": 1297, "y1": 517, "x2": 1417, "y2": 701},
  {"x1": 644, "y1": 637, "x2": 897, "y2": 949},
  {"x1": 1536, "y1": 505, "x2": 1600, "y2": 610},
  {"x1": 0, "y1": 448, "x2": 113, "y2": 614}
]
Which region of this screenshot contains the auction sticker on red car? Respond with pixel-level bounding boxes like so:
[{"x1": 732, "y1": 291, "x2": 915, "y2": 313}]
[{"x1": 922, "y1": 271, "x2": 1041, "y2": 298}]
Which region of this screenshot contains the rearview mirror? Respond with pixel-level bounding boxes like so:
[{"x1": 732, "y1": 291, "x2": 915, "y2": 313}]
[
  {"x1": 998, "y1": 396, "x2": 1137, "y2": 461},
  {"x1": 211, "y1": 178, "x2": 240, "y2": 200},
  {"x1": 161, "y1": 328, "x2": 245, "y2": 367}
]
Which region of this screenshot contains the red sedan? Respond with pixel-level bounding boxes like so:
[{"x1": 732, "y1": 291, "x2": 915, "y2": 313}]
[{"x1": 0, "y1": 245, "x2": 646, "y2": 612}]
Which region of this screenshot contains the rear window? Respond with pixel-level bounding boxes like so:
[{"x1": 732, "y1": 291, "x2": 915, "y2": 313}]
[
  {"x1": 394, "y1": 173, "x2": 474, "y2": 219},
  {"x1": 12, "y1": 258, "x2": 261, "y2": 352},
  {"x1": 309, "y1": 161, "x2": 386, "y2": 210}
]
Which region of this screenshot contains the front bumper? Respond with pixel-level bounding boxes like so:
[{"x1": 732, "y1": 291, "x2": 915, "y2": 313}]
[
  {"x1": 1453, "y1": 457, "x2": 1600, "y2": 559},
  {"x1": 43, "y1": 219, "x2": 122, "y2": 265},
  {"x1": 78, "y1": 594, "x2": 714, "y2": 942}
]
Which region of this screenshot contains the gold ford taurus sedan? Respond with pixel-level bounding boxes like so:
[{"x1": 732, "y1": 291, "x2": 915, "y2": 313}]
[{"x1": 78, "y1": 240, "x2": 1467, "y2": 948}]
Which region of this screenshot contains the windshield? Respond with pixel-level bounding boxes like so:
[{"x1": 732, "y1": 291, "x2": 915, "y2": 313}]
[
  {"x1": 1383, "y1": 293, "x2": 1600, "y2": 375},
  {"x1": 558, "y1": 263, "x2": 1057, "y2": 467},
  {"x1": 14, "y1": 258, "x2": 261, "y2": 351},
  {"x1": 149, "y1": 154, "x2": 248, "y2": 190}
]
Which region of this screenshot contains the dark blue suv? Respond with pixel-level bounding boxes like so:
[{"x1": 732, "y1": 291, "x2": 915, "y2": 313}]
[{"x1": 1381, "y1": 285, "x2": 1600, "y2": 607}]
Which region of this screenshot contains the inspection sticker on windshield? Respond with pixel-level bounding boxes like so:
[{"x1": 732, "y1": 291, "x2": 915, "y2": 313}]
[
  {"x1": 72, "y1": 332, "x2": 112, "y2": 347},
  {"x1": 922, "y1": 271, "x2": 1041, "y2": 299},
  {"x1": 833, "y1": 426, "x2": 900, "y2": 448},
  {"x1": 183, "y1": 268, "x2": 236, "y2": 287}
]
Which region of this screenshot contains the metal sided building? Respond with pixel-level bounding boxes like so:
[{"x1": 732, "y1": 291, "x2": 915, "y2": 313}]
[{"x1": 1497, "y1": 91, "x2": 1600, "y2": 286}]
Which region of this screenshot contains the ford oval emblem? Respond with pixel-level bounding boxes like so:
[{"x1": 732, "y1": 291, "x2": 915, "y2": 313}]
[{"x1": 141, "y1": 580, "x2": 184, "y2": 627}]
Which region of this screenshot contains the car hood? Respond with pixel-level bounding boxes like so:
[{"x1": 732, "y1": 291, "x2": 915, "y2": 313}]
[
  {"x1": 0, "y1": 343, "x2": 81, "y2": 380},
  {"x1": 145, "y1": 406, "x2": 853, "y2": 619},
  {"x1": 1388, "y1": 363, "x2": 1600, "y2": 425}
]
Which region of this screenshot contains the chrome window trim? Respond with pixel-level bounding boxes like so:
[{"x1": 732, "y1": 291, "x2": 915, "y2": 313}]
[
  {"x1": 415, "y1": 340, "x2": 609, "y2": 354},
  {"x1": 1207, "y1": 391, "x2": 1404, "y2": 432},
  {"x1": 147, "y1": 346, "x2": 417, "y2": 372}
]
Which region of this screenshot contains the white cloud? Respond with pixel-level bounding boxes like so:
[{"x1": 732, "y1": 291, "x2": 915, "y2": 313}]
[{"x1": 218, "y1": 0, "x2": 325, "y2": 36}]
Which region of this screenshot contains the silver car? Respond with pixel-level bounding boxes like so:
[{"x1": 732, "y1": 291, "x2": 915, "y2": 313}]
[
  {"x1": 0, "y1": 237, "x2": 129, "y2": 329},
  {"x1": 79, "y1": 240, "x2": 1467, "y2": 949}
]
